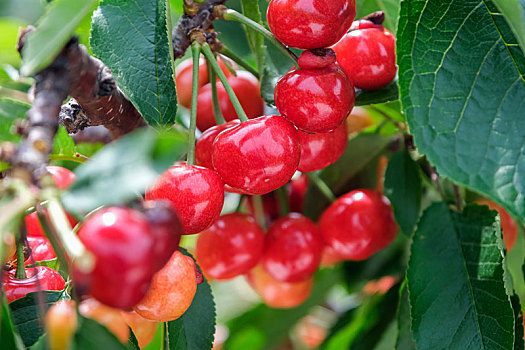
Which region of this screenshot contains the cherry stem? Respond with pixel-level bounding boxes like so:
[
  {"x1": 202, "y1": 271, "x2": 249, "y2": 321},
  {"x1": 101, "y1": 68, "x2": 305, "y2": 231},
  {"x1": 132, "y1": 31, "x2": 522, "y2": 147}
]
[
  {"x1": 369, "y1": 106, "x2": 407, "y2": 133},
  {"x1": 187, "y1": 41, "x2": 202, "y2": 165},
  {"x1": 453, "y1": 185, "x2": 463, "y2": 212},
  {"x1": 49, "y1": 154, "x2": 87, "y2": 163},
  {"x1": 201, "y1": 43, "x2": 249, "y2": 122},
  {"x1": 36, "y1": 212, "x2": 69, "y2": 275},
  {"x1": 221, "y1": 9, "x2": 299, "y2": 68},
  {"x1": 0, "y1": 86, "x2": 30, "y2": 103},
  {"x1": 306, "y1": 172, "x2": 336, "y2": 203},
  {"x1": 15, "y1": 233, "x2": 26, "y2": 279},
  {"x1": 252, "y1": 195, "x2": 266, "y2": 230},
  {"x1": 207, "y1": 60, "x2": 226, "y2": 125},
  {"x1": 219, "y1": 46, "x2": 259, "y2": 78},
  {"x1": 276, "y1": 187, "x2": 290, "y2": 216}
]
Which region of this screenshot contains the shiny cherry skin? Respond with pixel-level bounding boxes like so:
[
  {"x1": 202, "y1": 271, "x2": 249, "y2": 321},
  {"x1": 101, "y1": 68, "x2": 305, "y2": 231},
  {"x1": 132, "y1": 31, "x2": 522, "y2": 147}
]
[
  {"x1": 332, "y1": 21, "x2": 397, "y2": 90},
  {"x1": 267, "y1": 0, "x2": 356, "y2": 49},
  {"x1": 477, "y1": 199, "x2": 517, "y2": 251},
  {"x1": 196, "y1": 213, "x2": 265, "y2": 280},
  {"x1": 25, "y1": 211, "x2": 78, "y2": 238},
  {"x1": 142, "y1": 200, "x2": 183, "y2": 272},
  {"x1": 195, "y1": 120, "x2": 240, "y2": 169},
  {"x1": 3, "y1": 266, "x2": 65, "y2": 303},
  {"x1": 145, "y1": 163, "x2": 224, "y2": 235},
  {"x1": 134, "y1": 251, "x2": 197, "y2": 322},
  {"x1": 246, "y1": 265, "x2": 313, "y2": 309},
  {"x1": 262, "y1": 213, "x2": 323, "y2": 283},
  {"x1": 212, "y1": 115, "x2": 300, "y2": 195},
  {"x1": 24, "y1": 237, "x2": 56, "y2": 264},
  {"x1": 122, "y1": 311, "x2": 157, "y2": 348},
  {"x1": 175, "y1": 55, "x2": 234, "y2": 108},
  {"x1": 319, "y1": 189, "x2": 398, "y2": 260},
  {"x1": 275, "y1": 63, "x2": 355, "y2": 133},
  {"x1": 288, "y1": 175, "x2": 309, "y2": 213},
  {"x1": 196, "y1": 71, "x2": 264, "y2": 131},
  {"x1": 297, "y1": 122, "x2": 348, "y2": 172},
  {"x1": 79, "y1": 298, "x2": 130, "y2": 343},
  {"x1": 46, "y1": 165, "x2": 76, "y2": 190},
  {"x1": 73, "y1": 207, "x2": 155, "y2": 309}
]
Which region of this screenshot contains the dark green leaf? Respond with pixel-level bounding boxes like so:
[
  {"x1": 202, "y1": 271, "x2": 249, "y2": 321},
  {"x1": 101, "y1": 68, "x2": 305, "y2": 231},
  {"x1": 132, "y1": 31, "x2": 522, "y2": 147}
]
[
  {"x1": 395, "y1": 282, "x2": 416, "y2": 350},
  {"x1": 492, "y1": 0, "x2": 525, "y2": 57},
  {"x1": 0, "y1": 98, "x2": 29, "y2": 143},
  {"x1": 304, "y1": 133, "x2": 390, "y2": 220},
  {"x1": 408, "y1": 203, "x2": 514, "y2": 348},
  {"x1": 167, "y1": 250, "x2": 216, "y2": 350},
  {"x1": 52, "y1": 125, "x2": 76, "y2": 156},
  {"x1": 355, "y1": 0, "x2": 400, "y2": 33},
  {"x1": 9, "y1": 291, "x2": 63, "y2": 347},
  {"x1": 73, "y1": 315, "x2": 127, "y2": 350},
  {"x1": 384, "y1": 151, "x2": 422, "y2": 236},
  {"x1": 511, "y1": 294, "x2": 524, "y2": 349},
  {"x1": 62, "y1": 128, "x2": 187, "y2": 215},
  {"x1": 127, "y1": 330, "x2": 140, "y2": 350},
  {"x1": 355, "y1": 81, "x2": 399, "y2": 107},
  {"x1": 20, "y1": 0, "x2": 99, "y2": 76},
  {"x1": 226, "y1": 269, "x2": 340, "y2": 349},
  {"x1": 91, "y1": 0, "x2": 177, "y2": 126},
  {"x1": 397, "y1": 0, "x2": 525, "y2": 223},
  {"x1": 1, "y1": 294, "x2": 25, "y2": 350}
]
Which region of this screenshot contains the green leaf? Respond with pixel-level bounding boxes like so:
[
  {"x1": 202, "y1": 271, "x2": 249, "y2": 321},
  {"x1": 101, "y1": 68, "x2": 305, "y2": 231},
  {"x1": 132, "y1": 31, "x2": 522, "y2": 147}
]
[
  {"x1": 9, "y1": 291, "x2": 64, "y2": 347},
  {"x1": 62, "y1": 128, "x2": 187, "y2": 215},
  {"x1": 0, "y1": 98, "x2": 29, "y2": 143},
  {"x1": 355, "y1": 81, "x2": 399, "y2": 107},
  {"x1": 1, "y1": 294, "x2": 25, "y2": 350},
  {"x1": 241, "y1": 0, "x2": 265, "y2": 75},
  {"x1": 225, "y1": 269, "x2": 340, "y2": 349},
  {"x1": 167, "y1": 252, "x2": 215, "y2": 350},
  {"x1": 397, "y1": 0, "x2": 525, "y2": 223},
  {"x1": 492, "y1": 0, "x2": 525, "y2": 58},
  {"x1": 29, "y1": 334, "x2": 49, "y2": 350},
  {"x1": 407, "y1": 203, "x2": 514, "y2": 349},
  {"x1": 384, "y1": 151, "x2": 422, "y2": 236},
  {"x1": 91, "y1": 0, "x2": 177, "y2": 127},
  {"x1": 511, "y1": 294, "x2": 524, "y2": 349},
  {"x1": 355, "y1": 0, "x2": 401, "y2": 33},
  {"x1": 304, "y1": 133, "x2": 390, "y2": 220},
  {"x1": 20, "y1": 0, "x2": 99, "y2": 76},
  {"x1": 73, "y1": 315, "x2": 127, "y2": 350},
  {"x1": 52, "y1": 125, "x2": 76, "y2": 156},
  {"x1": 395, "y1": 282, "x2": 416, "y2": 350}
]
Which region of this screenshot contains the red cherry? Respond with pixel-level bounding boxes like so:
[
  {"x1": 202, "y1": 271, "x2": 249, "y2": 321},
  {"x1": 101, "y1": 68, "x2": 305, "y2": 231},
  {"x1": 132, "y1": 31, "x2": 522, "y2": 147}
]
[
  {"x1": 320, "y1": 245, "x2": 344, "y2": 267},
  {"x1": 288, "y1": 175, "x2": 309, "y2": 213},
  {"x1": 332, "y1": 24, "x2": 397, "y2": 90},
  {"x1": 212, "y1": 115, "x2": 300, "y2": 195},
  {"x1": 297, "y1": 122, "x2": 348, "y2": 172},
  {"x1": 146, "y1": 163, "x2": 224, "y2": 235},
  {"x1": 297, "y1": 49, "x2": 337, "y2": 70},
  {"x1": 267, "y1": 0, "x2": 356, "y2": 49},
  {"x1": 195, "y1": 120, "x2": 240, "y2": 169},
  {"x1": 477, "y1": 199, "x2": 517, "y2": 251},
  {"x1": 196, "y1": 213, "x2": 265, "y2": 280},
  {"x1": 262, "y1": 213, "x2": 323, "y2": 283},
  {"x1": 275, "y1": 63, "x2": 355, "y2": 133},
  {"x1": 175, "y1": 56, "x2": 234, "y2": 109},
  {"x1": 46, "y1": 166, "x2": 76, "y2": 190},
  {"x1": 24, "y1": 237, "x2": 56, "y2": 264},
  {"x1": 74, "y1": 207, "x2": 155, "y2": 309},
  {"x1": 3, "y1": 266, "x2": 65, "y2": 303},
  {"x1": 319, "y1": 189, "x2": 398, "y2": 260},
  {"x1": 142, "y1": 200, "x2": 182, "y2": 272},
  {"x1": 25, "y1": 211, "x2": 78, "y2": 238},
  {"x1": 196, "y1": 71, "x2": 264, "y2": 131}
]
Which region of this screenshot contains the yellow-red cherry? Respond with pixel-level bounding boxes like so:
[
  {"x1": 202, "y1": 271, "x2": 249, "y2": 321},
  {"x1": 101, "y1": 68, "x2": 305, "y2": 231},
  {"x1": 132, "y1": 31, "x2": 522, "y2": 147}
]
[{"x1": 3, "y1": 266, "x2": 65, "y2": 303}]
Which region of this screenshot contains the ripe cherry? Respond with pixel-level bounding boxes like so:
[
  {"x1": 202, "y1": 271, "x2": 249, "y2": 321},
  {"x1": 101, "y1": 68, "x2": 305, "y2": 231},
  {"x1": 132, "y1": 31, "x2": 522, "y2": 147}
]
[
  {"x1": 142, "y1": 200, "x2": 182, "y2": 272},
  {"x1": 25, "y1": 211, "x2": 78, "y2": 238},
  {"x1": 332, "y1": 20, "x2": 397, "y2": 90},
  {"x1": 24, "y1": 237, "x2": 56, "y2": 264},
  {"x1": 195, "y1": 120, "x2": 240, "y2": 169},
  {"x1": 212, "y1": 115, "x2": 300, "y2": 195},
  {"x1": 196, "y1": 71, "x2": 264, "y2": 131},
  {"x1": 246, "y1": 265, "x2": 313, "y2": 309},
  {"x1": 275, "y1": 54, "x2": 355, "y2": 133},
  {"x1": 477, "y1": 199, "x2": 517, "y2": 251},
  {"x1": 3, "y1": 266, "x2": 65, "y2": 303},
  {"x1": 134, "y1": 251, "x2": 197, "y2": 322},
  {"x1": 319, "y1": 189, "x2": 398, "y2": 260},
  {"x1": 45, "y1": 300, "x2": 78, "y2": 350},
  {"x1": 79, "y1": 298, "x2": 130, "y2": 343},
  {"x1": 295, "y1": 315, "x2": 328, "y2": 349},
  {"x1": 297, "y1": 122, "x2": 348, "y2": 172},
  {"x1": 122, "y1": 311, "x2": 157, "y2": 348},
  {"x1": 267, "y1": 0, "x2": 356, "y2": 49},
  {"x1": 196, "y1": 213, "x2": 265, "y2": 280},
  {"x1": 145, "y1": 163, "x2": 224, "y2": 235},
  {"x1": 175, "y1": 55, "x2": 234, "y2": 109},
  {"x1": 73, "y1": 207, "x2": 155, "y2": 309},
  {"x1": 262, "y1": 213, "x2": 323, "y2": 283},
  {"x1": 46, "y1": 165, "x2": 76, "y2": 190}
]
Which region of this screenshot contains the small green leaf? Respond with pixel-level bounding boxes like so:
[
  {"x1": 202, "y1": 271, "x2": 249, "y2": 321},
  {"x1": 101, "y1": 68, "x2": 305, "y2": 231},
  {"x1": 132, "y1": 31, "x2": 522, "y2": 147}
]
[
  {"x1": 73, "y1": 315, "x2": 127, "y2": 350},
  {"x1": 9, "y1": 291, "x2": 64, "y2": 347},
  {"x1": 20, "y1": 0, "x2": 99, "y2": 76},
  {"x1": 395, "y1": 282, "x2": 416, "y2": 350},
  {"x1": 408, "y1": 203, "x2": 514, "y2": 348},
  {"x1": 241, "y1": 0, "x2": 265, "y2": 75},
  {"x1": 91, "y1": 0, "x2": 178, "y2": 126},
  {"x1": 1, "y1": 295, "x2": 25, "y2": 350},
  {"x1": 0, "y1": 98, "x2": 30, "y2": 143},
  {"x1": 384, "y1": 151, "x2": 422, "y2": 236},
  {"x1": 355, "y1": 81, "x2": 399, "y2": 107},
  {"x1": 355, "y1": 0, "x2": 401, "y2": 33},
  {"x1": 52, "y1": 125, "x2": 76, "y2": 157},
  {"x1": 62, "y1": 128, "x2": 187, "y2": 215}
]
